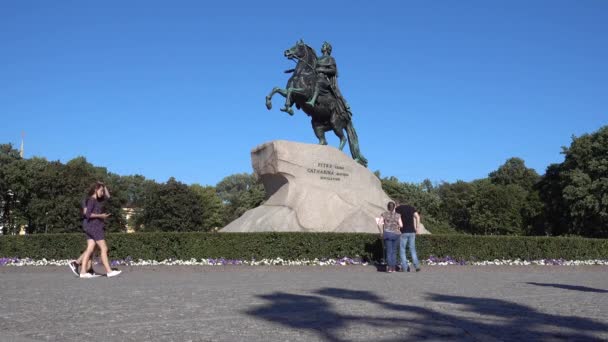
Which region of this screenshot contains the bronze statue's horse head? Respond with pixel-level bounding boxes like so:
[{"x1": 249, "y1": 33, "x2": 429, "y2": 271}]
[{"x1": 284, "y1": 40, "x2": 315, "y2": 63}]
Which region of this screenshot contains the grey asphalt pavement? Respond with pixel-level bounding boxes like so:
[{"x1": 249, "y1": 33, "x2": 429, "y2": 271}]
[{"x1": 1, "y1": 265, "x2": 607, "y2": 341}]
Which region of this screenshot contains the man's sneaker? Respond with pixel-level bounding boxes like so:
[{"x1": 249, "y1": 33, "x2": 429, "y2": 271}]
[
  {"x1": 106, "y1": 270, "x2": 122, "y2": 278},
  {"x1": 415, "y1": 268, "x2": 421, "y2": 272},
  {"x1": 68, "y1": 261, "x2": 79, "y2": 277},
  {"x1": 79, "y1": 273, "x2": 101, "y2": 279}
]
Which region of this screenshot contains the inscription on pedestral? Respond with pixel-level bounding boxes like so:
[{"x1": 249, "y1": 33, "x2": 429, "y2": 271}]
[{"x1": 306, "y1": 162, "x2": 350, "y2": 181}]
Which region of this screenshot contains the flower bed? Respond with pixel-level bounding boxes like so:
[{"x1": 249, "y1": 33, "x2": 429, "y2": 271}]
[{"x1": 2, "y1": 256, "x2": 607, "y2": 267}]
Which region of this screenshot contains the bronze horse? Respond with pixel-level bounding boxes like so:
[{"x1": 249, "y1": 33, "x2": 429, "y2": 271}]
[{"x1": 265, "y1": 40, "x2": 367, "y2": 167}]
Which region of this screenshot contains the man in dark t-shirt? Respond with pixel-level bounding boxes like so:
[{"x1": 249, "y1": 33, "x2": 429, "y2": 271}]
[{"x1": 395, "y1": 203, "x2": 421, "y2": 272}]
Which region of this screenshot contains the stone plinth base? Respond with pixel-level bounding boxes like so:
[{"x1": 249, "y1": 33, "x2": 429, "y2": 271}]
[{"x1": 221, "y1": 140, "x2": 392, "y2": 233}]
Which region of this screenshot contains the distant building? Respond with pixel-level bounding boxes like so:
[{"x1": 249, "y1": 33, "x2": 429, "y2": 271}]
[{"x1": 122, "y1": 207, "x2": 138, "y2": 233}]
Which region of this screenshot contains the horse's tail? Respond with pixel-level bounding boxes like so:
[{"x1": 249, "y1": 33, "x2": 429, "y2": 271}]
[{"x1": 346, "y1": 118, "x2": 368, "y2": 167}]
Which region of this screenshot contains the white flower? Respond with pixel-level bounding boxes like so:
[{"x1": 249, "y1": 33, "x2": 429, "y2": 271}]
[{"x1": 2, "y1": 257, "x2": 607, "y2": 267}]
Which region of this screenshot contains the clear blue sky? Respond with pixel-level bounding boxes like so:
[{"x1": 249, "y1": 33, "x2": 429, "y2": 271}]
[{"x1": 1, "y1": 1, "x2": 606, "y2": 186}]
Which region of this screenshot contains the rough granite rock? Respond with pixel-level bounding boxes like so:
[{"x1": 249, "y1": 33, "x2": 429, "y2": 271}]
[{"x1": 222, "y1": 141, "x2": 396, "y2": 233}]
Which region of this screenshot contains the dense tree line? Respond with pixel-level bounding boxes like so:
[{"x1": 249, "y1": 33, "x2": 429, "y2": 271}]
[
  {"x1": 379, "y1": 125, "x2": 607, "y2": 238},
  {"x1": 1, "y1": 125, "x2": 606, "y2": 237},
  {"x1": 0, "y1": 147, "x2": 263, "y2": 234}
]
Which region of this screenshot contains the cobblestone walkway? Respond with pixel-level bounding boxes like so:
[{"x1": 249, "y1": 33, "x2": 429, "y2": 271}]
[{"x1": 1, "y1": 265, "x2": 607, "y2": 341}]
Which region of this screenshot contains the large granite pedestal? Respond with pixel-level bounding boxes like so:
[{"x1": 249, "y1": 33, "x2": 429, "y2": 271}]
[{"x1": 221, "y1": 140, "x2": 391, "y2": 233}]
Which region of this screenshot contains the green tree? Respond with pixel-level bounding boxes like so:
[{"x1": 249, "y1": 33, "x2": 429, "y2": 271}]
[
  {"x1": 437, "y1": 180, "x2": 476, "y2": 232},
  {"x1": 537, "y1": 164, "x2": 570, "y2": 235},
  {"x1": 114, "y1": 174, "x2": 150, "y2": 208},
  {"x1": 0, "y1": 144, "x2": 21, "y2": 234},
  {"x1": 25, "y1": 158, "x2": 65, "y2": 233},
  {"x1": 25, "y1": 156, "x2": 126, "y2": 234},
  {"x1": 56, "y1": 157, "x2": 105, "y2": 233},
  {"x1": 0, "y1": 144, "x2": 16, "y2": 233},
  {"x1": 216, "y1": 173, "x2": 265, "y2": 223},
  {"x1": 3, "y1": 156, "x2": 121, "y2": 234},
  {"x1": 489, "y1": 157, "x2": 540, "y2": 189},
  {"x1": 489, "y1": 157, "x2": 545, "y2": 236},
  {"x1": 108, "y1": 174, "x2": 155, "y2": 232},
  {"x1": 469, "y1": 180, "x2": 527, "y2": 235},
  {"x1": 435, "y1": 158, "x2": 541, "y2": 236},
  {"x1": 521, "y1": 189, "x2": 547, "y2": 236},
  {"x1": 191, "y1": 184, "x2": 225, "y2": 230},
  {"x1": 380, "y1": 177, "x2": 442, "y2": 218},
  {"x1": 379, "y1": 175, "x2": 454, "y2": 233},
  {"x1": 539, "y1": 126, "x2": 608, "y2": 237},
  {"x1": 2, "y1": 157, "x2": 34, "y2": 234},
  {"x1": 138, "y1": 177, "x2": 205, "y2": 232}
]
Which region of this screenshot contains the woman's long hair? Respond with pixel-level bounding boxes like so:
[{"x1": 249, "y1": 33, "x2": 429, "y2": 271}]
[{"x1": 87, "y1": 182, "x2": 106, "y2": 201}]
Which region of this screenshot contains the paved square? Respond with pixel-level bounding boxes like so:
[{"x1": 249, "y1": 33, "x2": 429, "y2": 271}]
[{"x1": 1, "y1": 265, "x2": 607, "y2": 341}]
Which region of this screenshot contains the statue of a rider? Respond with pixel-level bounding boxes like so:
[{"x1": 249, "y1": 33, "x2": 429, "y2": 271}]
[{"x1": 305, "y1": 42, "x2": 350, "y2": 113}]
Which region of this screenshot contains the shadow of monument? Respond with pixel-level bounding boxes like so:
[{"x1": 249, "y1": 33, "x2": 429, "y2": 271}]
[
  {"x1": 526, "y1": 282, "x2": 608, "y2": 293},
  {"x1": 246, "y1": 287, "x2": 608, "y2": 341},
  {"x1": 245, "y1": 292, "x2": 347, "y2": 342}
]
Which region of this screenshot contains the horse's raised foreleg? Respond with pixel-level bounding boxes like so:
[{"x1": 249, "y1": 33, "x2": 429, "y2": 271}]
[
  {"x1": 266, "y1": 87, "x2": 288, "y2": 110},
  {"x1": 280, "y1": 87, "x2": 305, "y2": 116}
]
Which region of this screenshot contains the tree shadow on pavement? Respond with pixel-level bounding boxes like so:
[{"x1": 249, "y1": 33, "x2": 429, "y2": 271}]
[
  {"x1": 244, "y1": 292, "x2": 347, "y2": 342},
  {"x1": 526, "y1": 282, "x2": 608, "y2": 293},
  {"x1": 422, "y1": 293, "x2": 607, "y2": 341},
  {"x1": 246, "y1": 287, "x2": 608, "y2": 341}
]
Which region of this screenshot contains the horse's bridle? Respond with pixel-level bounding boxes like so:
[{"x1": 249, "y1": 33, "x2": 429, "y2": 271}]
[{"x1": 291, "y1": 44, "x2": 317, "y2": 74}]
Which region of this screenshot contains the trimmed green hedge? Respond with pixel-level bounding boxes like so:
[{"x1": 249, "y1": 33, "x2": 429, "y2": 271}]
[{"x1": 1, "y1": 232, "x2": 607, "y2": 261}]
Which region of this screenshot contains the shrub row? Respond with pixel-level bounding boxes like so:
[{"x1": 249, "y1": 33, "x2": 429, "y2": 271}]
[{"x1": 1, "y1": 233, "x2": 607, "y2": 262}]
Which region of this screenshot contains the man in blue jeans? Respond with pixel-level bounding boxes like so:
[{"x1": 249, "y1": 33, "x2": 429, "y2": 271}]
[{"x1": 395, "y1": 203, "x2": 421, "y2": 272}]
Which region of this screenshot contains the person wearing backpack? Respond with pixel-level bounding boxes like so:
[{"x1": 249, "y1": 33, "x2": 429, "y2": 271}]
[{"x1": 377, "y1": 201, "x2": 403, "y2": 273}]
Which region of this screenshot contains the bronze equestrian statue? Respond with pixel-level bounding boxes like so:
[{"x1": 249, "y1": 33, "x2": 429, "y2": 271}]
[{"x1": 265, "y1": 40, "x2": 368, "y2": 167}]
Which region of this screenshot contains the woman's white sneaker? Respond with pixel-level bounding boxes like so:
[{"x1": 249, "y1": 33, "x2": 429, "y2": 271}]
[
  {"x1": 106, "y1": 270, "x2": 122, "y2": 278},
  {"x1": 79, "y1": 273, "x2": 101, "y2": 279}
]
